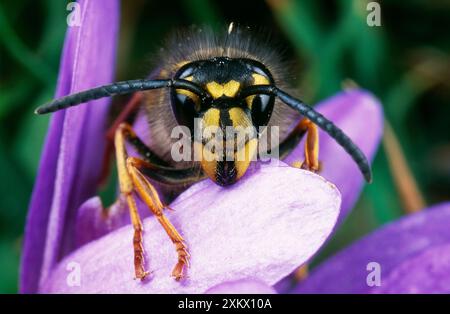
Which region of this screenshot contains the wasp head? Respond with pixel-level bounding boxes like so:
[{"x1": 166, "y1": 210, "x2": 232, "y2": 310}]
[{"x1": 170, "y1": 57, "x2": 275, "y2": 186}]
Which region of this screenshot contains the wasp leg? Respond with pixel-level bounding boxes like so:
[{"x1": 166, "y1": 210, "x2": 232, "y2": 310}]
[
  {"x1": 100, "y1": 92, "x2": 146, "y2": 185},
  {"x1": 114, "y1": 122, "x2": 149, "y2": 280},
  {"x1": 278, "y1": 120, "x2": 308, "y2": 160},
  {"x1": 118, "y1": 122, "x2": 170, "y2": 166},
  {"x1": 298, "y1": 118, "x2": 320, "y2": 172},
  {"x1": 114, "y1": 123, "x2": 194, "y2": 280},
  {"x1": 106, "y1": 93, "x2": 144, "y2": 142},
  {"x1": 277, "y1": 118, "x2": 320, "y2": 172},
  {"x1": 119, "y1": 122, "x2": 204, "y2": 185},
  {"x1": 103, "y1": 120, "x2": 195, "y2": 274},
  {"x1": 126, "y1": 157, "x2": 190, "y2": 280}
]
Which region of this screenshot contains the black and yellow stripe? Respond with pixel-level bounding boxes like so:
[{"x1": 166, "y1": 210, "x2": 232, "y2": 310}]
[{"x1": 196, "y1": 104, "x2": 257, "y2": 186}]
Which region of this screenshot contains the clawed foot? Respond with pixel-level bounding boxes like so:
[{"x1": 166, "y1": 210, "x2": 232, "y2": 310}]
[
  {"x1": 171, "y1": 241, "x2": 190, "y2": 281},
  {"x1": 300, "y1": 160, "x2": 321, "y2": 173},
  {"x1": 134, "y1": 270, "x2": 150, "y2": 281},
  {"x1": 292, "y1": 160, "x2": 322, "y2": 173}
]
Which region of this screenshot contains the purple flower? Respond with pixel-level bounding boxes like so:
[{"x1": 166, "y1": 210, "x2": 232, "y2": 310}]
[
  {"x1": 21, "y1": 1, "x2": 383, "y2": 293},
  {"x1": 20, "y1": 0, "x2": 119, "y2": 293},
  {"x1": 293, "y1": 202, "x2": 450, "y2": 294}
]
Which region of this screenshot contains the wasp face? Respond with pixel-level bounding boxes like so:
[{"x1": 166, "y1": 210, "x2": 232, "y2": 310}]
[{"x1": 170, "y1": 57, "x2": 275, "y2": 186}]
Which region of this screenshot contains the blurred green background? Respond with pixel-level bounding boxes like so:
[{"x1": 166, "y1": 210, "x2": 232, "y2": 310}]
[{"x1": 0, "y1": 0, "x2": 449, "y2": 293}]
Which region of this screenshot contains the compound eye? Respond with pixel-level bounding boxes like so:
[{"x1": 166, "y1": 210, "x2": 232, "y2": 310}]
[
  {"x1": 171, "y1": 88, "x2": 201, "y2": 132},
  {"x1": 246, "y1": 94, "x2": 274, "y2": 127},
  {"x1": 244, "y1": 68, "x2": 274, "y2": 126},
  {"x1": 171, "y1": 63, "x2": 203, "y2": 132}
]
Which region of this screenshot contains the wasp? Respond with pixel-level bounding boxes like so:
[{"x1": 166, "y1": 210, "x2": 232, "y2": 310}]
[{"x1": 35, "y1": 25, "x2": 371, "y2": 281}]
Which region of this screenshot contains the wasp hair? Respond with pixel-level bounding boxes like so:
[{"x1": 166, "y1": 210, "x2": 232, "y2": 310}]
[
  {"x1": 239, "y1": 85, "x2": 372, "y2": 183},
  {"x1": 34, "y1": 79, "x2": 210, "y2": 115}
]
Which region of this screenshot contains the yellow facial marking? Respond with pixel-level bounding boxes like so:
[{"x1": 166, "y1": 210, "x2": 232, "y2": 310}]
[
  {"x1": 252, "y1": 73, "x2": 270, "y2": 85},
  {"x1": 229, "y1": 107, "x2": 252, "y2": 129},
  {"x1": 196, "y1": 107, "x2": 257, "y2": 184},
  {"x1": 194, "y1": 142, "x2": 218, "y2": 181},
  {"x1": 201, "y1": 108, "x2": 220, "y2": 128},
  {"x1": 195, "y1": 108, "x2": 223, "y2": 181},
  {"x1": 196, "y1": 136, "x2": 258, "y2": 183},
  {"x1": 206, "y1": 80, "x2": 241, "y2": 99},
  {"x1": 235, "y1": 138, "x2": 258, "y2": 179},
  {"x1": 229, "y1": 108, "x2": 257, "y2": 178},
  {"x1": 246, "y1": 73, "x2": 270, "y2": 109}
]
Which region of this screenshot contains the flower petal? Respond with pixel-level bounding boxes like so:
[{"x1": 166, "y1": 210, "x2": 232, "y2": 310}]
[
  {"x1": 373, "y1": 244, "x2": 450, "y2": 294},
  {"x1": 20, "y1": 0, "x2": 119, "y2": 293},
  {"x1": 205, "y1": 279, "x2": 276, "y2": 294},
  {"x1": 275, "y1": 89, "x2": 383, "y2": 292},
  {"x1": 293, "y1": 202, "x2": 450, "y2": 293},
  {"x1": 41, "y1": 162, "x2": 340, "y2": 293},
  {"x1": 284, "y1": 89, "x2": 383, "y2": 223},
  {"x1": 75, "y1": 197, "x2": 130, "y2": 247}
]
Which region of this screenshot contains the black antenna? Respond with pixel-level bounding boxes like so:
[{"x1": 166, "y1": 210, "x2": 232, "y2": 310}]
[
  {"x1": 35, "y1": 79, "x2": 209, "y2": 114},
  {"x1": 239, "y1": 85, "x2": 372, "y2": 182}
]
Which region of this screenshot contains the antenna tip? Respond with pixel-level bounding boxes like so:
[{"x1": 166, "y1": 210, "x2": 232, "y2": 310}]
[
  {"x1": 34, "y1": 106, "x2": 46, "y2": 115},
  {"x1": 365, "y1": 171, "x2": 373, "y2": 183}
]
